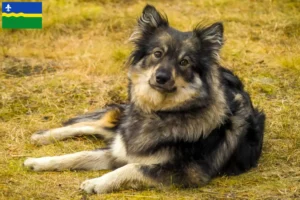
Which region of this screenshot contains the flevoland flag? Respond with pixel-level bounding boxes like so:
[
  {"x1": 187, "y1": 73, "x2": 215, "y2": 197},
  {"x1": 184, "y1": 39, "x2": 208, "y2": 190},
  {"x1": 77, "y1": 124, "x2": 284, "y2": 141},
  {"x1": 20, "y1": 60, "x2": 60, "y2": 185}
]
[{"x1": 2, "y1": 2, "x2": 42, "y2": 29}]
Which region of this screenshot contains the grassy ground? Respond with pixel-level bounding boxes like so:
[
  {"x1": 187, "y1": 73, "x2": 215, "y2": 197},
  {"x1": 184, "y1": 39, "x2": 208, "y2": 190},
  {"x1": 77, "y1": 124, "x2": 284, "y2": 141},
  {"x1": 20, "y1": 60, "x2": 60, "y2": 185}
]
[{"x1": 1, "y1": 0, "x2": 300, "y2": 199}]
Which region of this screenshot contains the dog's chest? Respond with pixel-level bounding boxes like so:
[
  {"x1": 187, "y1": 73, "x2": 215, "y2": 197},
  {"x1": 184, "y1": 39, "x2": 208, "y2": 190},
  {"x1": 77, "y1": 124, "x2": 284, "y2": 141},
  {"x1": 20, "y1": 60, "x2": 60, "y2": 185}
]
[
  {"x1": 110, "y1": 134, "x2": 172, "y2": 165},
  {"x1": 117, "y1": 110, "x2": 212, "y2": 155},
  {"x1": 122, "y1": 111, "x2": 210, "y2": 144}
]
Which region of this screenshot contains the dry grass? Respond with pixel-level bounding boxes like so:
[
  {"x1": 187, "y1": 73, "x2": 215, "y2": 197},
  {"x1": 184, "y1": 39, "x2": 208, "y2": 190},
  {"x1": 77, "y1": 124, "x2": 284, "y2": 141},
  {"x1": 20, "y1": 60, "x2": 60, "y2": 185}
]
[{"x1": 1, "y1": 0, "x2": 300, "y2": 199}]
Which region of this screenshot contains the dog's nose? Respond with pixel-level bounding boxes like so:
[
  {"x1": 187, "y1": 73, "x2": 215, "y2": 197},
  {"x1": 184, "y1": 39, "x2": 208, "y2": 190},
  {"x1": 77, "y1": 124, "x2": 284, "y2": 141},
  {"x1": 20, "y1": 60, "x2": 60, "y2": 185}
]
[{"x1": 156, "y1": 70, "x2": 171, "y2": 85}]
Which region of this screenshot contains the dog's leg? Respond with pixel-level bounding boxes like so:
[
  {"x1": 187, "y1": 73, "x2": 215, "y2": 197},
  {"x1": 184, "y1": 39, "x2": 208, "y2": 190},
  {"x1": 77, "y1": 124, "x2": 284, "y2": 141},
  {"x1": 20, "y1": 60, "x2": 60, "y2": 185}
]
[
  {"x1": 62, "y1": 104, "x2": 126, "y2": 126},
  {"x1": 24, "y1": 149, "x2": 116, "y2": 171},
  {"x1": 80, "y1": 163, "x2": 155, "y2": 194},
  {"x1": 80, "y1": 162, "x2": 210, "y2": 194},
  {"x1": 31, "y1": 107, "x2": 122, "y2": 145}
]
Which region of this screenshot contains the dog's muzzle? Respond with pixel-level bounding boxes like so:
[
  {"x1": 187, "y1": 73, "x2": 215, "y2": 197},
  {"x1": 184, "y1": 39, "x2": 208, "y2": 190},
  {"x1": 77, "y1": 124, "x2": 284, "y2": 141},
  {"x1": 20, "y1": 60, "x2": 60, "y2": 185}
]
[{"x1": 149, "y1": 69, "x2": 176, "y2": 93}]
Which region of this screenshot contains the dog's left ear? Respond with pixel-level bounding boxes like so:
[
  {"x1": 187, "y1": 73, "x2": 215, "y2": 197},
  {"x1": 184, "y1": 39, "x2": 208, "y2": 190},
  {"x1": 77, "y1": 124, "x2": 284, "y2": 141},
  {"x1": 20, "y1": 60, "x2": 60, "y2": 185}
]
[
  {"x1": 194, "y1": 22, "x2": 224, "y2": 51},
  {"x1": 129, "y1": 5, "x2": 168, "y2": 42}
]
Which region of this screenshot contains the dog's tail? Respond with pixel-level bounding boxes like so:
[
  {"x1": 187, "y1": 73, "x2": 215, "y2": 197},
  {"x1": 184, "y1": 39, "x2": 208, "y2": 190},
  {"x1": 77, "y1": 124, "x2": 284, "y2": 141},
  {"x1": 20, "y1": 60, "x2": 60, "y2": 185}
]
[
  {"x1": 221, "y1": 109, "x2": 266, "y2": 176},
  {"x1": 251, "y1": 109, "x2": 266, "y2": 154},
  {"x1": 245, "y1": 109, "x2": 266, "y2": 165}
]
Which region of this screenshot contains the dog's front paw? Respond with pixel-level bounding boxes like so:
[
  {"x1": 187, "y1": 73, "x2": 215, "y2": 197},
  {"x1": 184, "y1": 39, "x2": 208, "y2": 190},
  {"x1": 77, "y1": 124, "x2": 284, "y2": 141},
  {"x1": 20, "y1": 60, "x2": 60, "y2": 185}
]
[
  {"x1": 31, "y1": 130, "x2": 52, "y2": 145},
  {"x1": 24, "y1": 157, "x2": 52, "y2": 171},
  {"x1": 80, "y1": 177, "x2": 111, "y2": 194}
]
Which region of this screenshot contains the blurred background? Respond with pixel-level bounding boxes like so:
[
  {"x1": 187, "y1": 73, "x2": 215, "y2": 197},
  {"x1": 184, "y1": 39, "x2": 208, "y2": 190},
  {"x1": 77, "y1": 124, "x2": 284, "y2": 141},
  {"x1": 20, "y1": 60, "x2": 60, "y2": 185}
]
[{"x1": 0, "y1": 0, "x2": 299, "y2": 199}]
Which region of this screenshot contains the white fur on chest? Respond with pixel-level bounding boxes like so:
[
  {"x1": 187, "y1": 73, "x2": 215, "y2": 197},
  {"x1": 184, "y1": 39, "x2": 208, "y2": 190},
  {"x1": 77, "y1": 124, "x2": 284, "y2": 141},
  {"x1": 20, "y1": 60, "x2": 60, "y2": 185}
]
[{"x1": 110, "y1": 134, "x2": 171, "y2": 165}]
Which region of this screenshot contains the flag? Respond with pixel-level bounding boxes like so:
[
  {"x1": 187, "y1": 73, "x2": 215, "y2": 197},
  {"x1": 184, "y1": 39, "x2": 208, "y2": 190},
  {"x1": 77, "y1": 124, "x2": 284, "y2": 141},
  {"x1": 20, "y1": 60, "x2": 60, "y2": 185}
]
[{"x1": 2, "y1": 2, "x2": 42, "y2": 29}]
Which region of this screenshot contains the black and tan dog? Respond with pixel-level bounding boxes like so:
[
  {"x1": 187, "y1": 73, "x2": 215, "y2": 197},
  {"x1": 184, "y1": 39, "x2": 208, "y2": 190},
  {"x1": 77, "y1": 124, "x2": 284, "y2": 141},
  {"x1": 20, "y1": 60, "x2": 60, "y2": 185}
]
[{"x1": 24, "y1": 5, "x2": 265, "y2": 194}]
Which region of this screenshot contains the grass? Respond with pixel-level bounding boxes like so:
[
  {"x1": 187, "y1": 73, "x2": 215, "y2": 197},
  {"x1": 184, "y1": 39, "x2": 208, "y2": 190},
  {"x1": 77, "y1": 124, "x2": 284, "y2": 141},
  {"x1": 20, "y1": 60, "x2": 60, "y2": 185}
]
[{"x1": 1, "y1": 0, "x2": 300, "y2": 199}]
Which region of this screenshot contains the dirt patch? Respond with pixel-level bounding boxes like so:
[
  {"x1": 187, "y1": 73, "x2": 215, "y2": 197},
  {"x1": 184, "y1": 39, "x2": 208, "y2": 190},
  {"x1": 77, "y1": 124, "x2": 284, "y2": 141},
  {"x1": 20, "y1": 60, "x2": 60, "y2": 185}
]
[{"x1": 1, "y1": 57, "x2": 57, "y2": 78}]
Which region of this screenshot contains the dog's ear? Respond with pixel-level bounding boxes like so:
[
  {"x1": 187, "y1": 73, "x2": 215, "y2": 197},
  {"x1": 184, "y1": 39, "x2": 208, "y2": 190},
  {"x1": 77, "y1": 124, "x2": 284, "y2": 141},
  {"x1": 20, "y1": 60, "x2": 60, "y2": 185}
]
[
  {"x1": 129, "y1": 5, "x2": 168, "y2": 42},
  {"x1": 194, "y1": 22, "x2": 224, "y2": 52},
  {"x1": 139, "y1": 5, "x2": 168, "y2": 29}
]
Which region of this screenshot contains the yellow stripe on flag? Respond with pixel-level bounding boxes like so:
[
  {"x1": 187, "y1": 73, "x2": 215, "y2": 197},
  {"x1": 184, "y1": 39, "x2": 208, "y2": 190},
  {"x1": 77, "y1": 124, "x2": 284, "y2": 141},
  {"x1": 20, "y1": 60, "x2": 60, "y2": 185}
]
[{"x1": 2, "y1": 13, "x2": 42, "y2": 17}]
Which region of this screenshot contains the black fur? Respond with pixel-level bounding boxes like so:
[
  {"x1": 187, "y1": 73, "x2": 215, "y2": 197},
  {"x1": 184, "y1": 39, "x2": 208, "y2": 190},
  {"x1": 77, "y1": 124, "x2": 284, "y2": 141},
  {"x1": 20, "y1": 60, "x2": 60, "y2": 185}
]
[
  {"x1": 69, "y1": 4, "x2": 265, "y2": 186},
  {"x1": 24, "y1": 5, "x2": 266, "y2": 193},
  {"x1": 123, "y1": 5, "x2": 266, "y2": 186}
]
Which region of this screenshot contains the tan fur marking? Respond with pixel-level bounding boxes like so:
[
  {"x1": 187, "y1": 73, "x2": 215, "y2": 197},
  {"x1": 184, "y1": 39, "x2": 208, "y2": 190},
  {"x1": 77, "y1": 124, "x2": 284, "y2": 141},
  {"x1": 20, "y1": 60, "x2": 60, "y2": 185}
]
[
  {"x1": 158, "y1": 32, "x2": 172, "y2": 43},
  {"x1": 182, "y1": 38, "x2": 198, "y2": 51},
  {"x1": 129, "y1": 62, "x2": 228, "y2": 140},
  {"x1": 99, "y1": 108, "x2": 122, "y2": 128},
  {"x1": 234, "y1": 93, "x2": 243, "y2": 102},
  {"x1": 130, "y1": 68, "x2": 203, "y2": 113},
  {"x1": 171, "y1": 68, "x2": 176, "y2": 79}
]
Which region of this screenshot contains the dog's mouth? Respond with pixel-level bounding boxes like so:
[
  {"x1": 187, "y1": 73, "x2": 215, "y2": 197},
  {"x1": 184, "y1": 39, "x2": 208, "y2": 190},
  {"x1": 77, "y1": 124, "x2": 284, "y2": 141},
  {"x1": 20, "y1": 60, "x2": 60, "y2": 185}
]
[{"x1": 149, "y1": 82, "x2": 177, "y2": 93}]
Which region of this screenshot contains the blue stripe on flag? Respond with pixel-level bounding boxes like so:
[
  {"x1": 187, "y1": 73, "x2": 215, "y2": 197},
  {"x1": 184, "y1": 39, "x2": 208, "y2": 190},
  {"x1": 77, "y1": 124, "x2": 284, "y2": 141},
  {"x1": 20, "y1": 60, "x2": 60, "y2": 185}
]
[{"x1": 2, "y1": 2, "x2": 42, "y2": 14}]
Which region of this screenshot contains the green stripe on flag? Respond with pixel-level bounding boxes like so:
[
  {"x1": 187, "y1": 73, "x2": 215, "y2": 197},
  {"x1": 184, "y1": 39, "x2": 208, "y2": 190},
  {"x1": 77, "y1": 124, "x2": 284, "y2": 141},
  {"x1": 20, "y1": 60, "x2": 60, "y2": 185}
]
[{"x1": 2, "y1": 17, "x2": 42, "y2": 29}]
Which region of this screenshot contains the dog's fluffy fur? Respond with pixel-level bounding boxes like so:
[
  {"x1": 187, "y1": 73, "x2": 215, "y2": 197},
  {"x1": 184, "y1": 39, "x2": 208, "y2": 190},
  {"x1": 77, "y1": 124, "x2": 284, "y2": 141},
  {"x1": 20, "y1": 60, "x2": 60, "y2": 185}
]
[{"x1": 24, "y1": 5, "x2": 265, "y2": 194}]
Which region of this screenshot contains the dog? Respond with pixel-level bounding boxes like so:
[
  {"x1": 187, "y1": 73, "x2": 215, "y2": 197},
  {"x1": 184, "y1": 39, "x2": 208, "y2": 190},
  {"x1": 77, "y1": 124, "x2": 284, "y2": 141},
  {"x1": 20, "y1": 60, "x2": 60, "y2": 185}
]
[{"x1": 24, "y1": 5, "x2": 266, "y2": 194}]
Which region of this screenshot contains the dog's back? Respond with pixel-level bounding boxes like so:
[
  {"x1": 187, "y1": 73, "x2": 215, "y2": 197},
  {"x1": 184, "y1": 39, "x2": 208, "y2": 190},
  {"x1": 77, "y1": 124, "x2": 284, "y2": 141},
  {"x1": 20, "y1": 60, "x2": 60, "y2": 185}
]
[{"x1": 218, "y1": 67, "x2": 266, "y2": 176}]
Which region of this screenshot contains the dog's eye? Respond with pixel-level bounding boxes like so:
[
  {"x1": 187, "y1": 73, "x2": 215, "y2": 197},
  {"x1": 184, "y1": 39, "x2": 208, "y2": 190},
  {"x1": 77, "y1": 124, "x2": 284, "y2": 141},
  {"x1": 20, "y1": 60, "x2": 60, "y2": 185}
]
[
  {"x1": 179, "y1": 59, "x2": 189, "y2": 66},
  {"x1": 154, "y1": 51, "x2": 163, "y2": 58}
]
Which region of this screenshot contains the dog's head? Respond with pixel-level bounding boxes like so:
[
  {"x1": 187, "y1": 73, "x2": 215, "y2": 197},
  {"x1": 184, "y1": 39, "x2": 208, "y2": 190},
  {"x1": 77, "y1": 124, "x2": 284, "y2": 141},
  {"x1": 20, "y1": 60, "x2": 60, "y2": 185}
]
[{"x1": 128, "y1": 5, "x2": 224, "y2": 113}]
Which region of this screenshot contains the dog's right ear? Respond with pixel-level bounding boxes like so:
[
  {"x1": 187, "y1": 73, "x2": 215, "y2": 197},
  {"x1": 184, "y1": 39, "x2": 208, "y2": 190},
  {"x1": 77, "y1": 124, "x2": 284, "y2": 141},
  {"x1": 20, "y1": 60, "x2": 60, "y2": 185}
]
[{"x1": 129, "y1": 5, "x2": 168, "y2": 43}]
